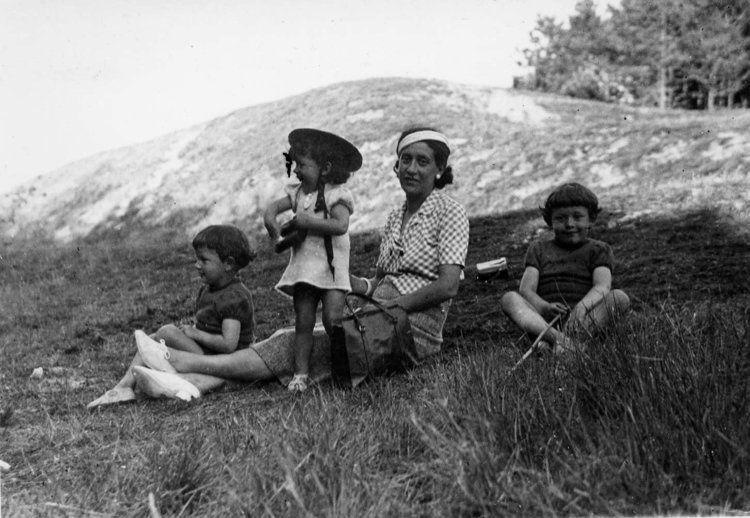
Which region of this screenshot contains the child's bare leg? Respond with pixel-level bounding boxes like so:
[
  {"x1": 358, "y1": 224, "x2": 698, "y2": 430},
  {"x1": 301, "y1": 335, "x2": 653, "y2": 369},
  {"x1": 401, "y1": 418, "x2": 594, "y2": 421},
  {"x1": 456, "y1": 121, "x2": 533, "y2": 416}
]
[
  {"x1": 321, "y1": 289, "x2": 345, "y2": 335},
  {"x1": 152, "y1": 324, "x2": 204, "y2": 354},
  {"x1": 501, "y1": 291, "x2": 564, "y2": 345},
  {"x1": 293, "y1": 285, "x2": 320, "y2": 376},
  {"x1": 569, "y1": 289, "x2": 630, "y2": 335}
]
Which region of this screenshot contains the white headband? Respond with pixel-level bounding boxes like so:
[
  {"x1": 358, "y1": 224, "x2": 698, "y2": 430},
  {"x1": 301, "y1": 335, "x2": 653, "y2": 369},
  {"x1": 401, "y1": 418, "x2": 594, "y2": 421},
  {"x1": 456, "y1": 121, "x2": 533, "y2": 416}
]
[{"x1": 396, "y1": 130, "x2": 450, "y2": 155}]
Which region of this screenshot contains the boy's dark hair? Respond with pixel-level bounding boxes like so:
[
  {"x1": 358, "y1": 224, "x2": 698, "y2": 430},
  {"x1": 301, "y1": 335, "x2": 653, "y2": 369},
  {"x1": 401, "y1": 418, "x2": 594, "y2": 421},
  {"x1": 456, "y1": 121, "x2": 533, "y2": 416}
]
[
  {"x1": 393, "y1": 126, "x2": 454, "y2": 189},
  {"x1": 192, "y1": 225, "x2": 255, "y2": 269},
  {"x1": 541, "y1": 183, "x2": 601, "y2": 226}
]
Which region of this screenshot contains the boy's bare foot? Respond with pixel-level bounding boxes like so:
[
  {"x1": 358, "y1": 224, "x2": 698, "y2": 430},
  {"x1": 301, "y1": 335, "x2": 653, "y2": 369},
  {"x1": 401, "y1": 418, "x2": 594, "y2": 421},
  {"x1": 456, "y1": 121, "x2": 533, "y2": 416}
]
[{"x1": 87, "y1": 387, "x2": 136, "y2": 409}]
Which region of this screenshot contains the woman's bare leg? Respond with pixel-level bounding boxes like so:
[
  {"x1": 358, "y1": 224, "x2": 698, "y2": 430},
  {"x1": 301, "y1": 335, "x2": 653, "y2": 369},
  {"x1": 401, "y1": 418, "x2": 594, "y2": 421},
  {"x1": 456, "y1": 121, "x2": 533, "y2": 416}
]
[
  {"x1": 110, "y1": 324, "x2": 203, "y2": 390},
  {"x1": 166, "y1": 346, "x2": 273, "y2": 382},
  {"x1": 178, "y1": 373, "x2": 227, "y2": 393}
]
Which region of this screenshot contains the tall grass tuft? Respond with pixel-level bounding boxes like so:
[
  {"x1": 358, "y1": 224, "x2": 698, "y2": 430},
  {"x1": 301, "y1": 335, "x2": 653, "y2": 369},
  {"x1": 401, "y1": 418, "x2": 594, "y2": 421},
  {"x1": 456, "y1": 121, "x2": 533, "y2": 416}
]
[
  {"x1": 571, "y1": 303, "x2": 750, "y2": 507},
  {"x1": 145, "y1": 429, "x2": 217, "y2": 516},
  {"x1": 408, "y1": 302, "x2": 750, "y2": 515}
]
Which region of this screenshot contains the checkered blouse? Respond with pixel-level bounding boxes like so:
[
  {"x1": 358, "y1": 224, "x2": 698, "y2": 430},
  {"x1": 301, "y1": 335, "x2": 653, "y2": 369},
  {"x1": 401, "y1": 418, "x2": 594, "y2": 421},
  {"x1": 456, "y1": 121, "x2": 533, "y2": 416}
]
[{"x1": 376, "y1": 190, "x2": 469, "y2": 297}]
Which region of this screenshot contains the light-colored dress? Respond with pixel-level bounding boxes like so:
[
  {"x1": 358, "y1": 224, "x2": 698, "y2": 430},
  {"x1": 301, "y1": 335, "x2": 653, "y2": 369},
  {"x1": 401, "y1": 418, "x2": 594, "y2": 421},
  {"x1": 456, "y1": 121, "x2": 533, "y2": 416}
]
[{"x1": 275, "y1": 183, "x2": 354, "y2": 297}]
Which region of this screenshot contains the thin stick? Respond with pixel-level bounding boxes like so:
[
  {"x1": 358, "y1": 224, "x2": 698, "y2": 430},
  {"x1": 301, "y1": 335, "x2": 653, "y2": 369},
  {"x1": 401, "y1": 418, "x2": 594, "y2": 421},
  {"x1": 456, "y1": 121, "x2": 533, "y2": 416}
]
[
  {"x1": 510, "y1": 315, "x2": 561, "y2": 373},
  {"x1": 148, "y1": 492, "x2": 163, "y2": 518}
]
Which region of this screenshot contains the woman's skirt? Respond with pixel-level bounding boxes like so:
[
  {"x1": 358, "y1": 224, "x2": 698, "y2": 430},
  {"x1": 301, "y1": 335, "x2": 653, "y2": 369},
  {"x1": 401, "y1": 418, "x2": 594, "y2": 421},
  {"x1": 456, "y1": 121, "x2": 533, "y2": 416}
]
[{"x1": 252, "y1": 278, "x2": 448, "y2": 385}]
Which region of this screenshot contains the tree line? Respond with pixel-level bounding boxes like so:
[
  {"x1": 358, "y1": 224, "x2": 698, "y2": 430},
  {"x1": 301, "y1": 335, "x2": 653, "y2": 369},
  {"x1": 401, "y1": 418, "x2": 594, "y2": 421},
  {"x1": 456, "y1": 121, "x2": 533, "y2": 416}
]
[{"x1": 518, "y1": 0, "x2": 750, "y2": 110}]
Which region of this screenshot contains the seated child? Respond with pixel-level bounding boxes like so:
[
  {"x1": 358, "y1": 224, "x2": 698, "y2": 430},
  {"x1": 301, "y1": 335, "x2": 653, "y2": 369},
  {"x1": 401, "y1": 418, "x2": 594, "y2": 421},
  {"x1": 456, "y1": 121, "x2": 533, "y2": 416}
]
[
  {"x1": 88, "y1": 224, "x2": 256, "y2": 408},
  {"x1": 500, "y1": 183, "x2": 630, "y2": 353}
]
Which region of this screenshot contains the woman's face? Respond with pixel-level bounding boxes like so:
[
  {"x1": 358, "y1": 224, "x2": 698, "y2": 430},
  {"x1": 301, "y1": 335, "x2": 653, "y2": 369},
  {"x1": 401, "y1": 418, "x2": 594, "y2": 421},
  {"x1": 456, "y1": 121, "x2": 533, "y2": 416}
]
[{"x1": 396, "y1": 141, "x2": 443, "y2": 201}]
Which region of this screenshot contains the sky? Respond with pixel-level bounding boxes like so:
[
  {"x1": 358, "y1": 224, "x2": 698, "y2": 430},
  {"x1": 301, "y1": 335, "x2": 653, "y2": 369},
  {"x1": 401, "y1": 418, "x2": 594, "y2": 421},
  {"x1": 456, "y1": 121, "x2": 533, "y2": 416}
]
[{"x1": 0, "y1": 0, "x2": 616, "y2": 194}]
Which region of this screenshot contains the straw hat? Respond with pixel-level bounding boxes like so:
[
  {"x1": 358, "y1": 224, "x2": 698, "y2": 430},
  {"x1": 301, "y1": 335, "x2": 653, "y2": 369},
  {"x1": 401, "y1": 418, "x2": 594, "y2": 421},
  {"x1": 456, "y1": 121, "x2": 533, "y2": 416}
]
[{"x1": 288, "y1": 128, "x2": 362, "y2": 173}]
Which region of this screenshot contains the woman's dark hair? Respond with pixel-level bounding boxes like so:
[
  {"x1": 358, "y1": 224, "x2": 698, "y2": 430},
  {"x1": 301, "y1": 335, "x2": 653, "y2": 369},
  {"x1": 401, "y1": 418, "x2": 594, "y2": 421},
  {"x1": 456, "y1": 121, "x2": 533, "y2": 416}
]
[
  {"x1": 393, "y1": 126, "x2": 454, "y2": 189},
  {"x1": 541, "y1": 183, "x2": 601, "y2": 226},
  {"x1": 286, "y1": 141, "x2": 352, "y2": 185},
  {"x1": 192, "y1": 225, "x2": 255, "y2": 269}
]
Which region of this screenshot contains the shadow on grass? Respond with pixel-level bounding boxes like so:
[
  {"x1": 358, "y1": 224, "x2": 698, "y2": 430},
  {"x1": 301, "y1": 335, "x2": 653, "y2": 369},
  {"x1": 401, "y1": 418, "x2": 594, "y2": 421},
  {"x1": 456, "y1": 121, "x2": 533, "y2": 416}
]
[{"x1": 444, "y1": 206, "x2": 750, "y2": 352}]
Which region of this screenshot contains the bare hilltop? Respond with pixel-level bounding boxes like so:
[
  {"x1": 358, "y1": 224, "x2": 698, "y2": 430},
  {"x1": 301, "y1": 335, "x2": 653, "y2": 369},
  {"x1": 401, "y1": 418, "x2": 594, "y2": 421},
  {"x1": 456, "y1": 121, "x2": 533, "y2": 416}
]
[{"x1": 2, "y1": 77, "x2": 749, "y2": 243}]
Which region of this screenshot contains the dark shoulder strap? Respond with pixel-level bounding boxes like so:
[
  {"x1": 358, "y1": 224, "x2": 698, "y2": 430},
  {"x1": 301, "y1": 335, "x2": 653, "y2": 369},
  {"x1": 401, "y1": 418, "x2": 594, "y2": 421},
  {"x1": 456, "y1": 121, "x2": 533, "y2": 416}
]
[{"x1": 314, "y1": 182, "x2": 335, "y2": 278}]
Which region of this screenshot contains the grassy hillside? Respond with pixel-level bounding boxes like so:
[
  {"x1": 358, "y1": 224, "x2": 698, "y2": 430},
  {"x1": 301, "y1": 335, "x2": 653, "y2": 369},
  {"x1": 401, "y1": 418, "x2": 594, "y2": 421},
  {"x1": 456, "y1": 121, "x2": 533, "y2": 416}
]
[
  {"x1": 1, "y1": 203, "x2": 748, "y2": 516},
  {"x1": 2, "y1": 78, "x2": 749, "y2": 244}
]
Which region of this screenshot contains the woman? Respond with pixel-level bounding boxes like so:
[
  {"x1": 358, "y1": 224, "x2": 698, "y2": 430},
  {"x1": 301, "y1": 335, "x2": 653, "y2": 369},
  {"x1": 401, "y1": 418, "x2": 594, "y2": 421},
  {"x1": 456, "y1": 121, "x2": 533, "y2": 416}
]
[{"x1": 118, "y1": 127, "x2": 469, "y2": 399}]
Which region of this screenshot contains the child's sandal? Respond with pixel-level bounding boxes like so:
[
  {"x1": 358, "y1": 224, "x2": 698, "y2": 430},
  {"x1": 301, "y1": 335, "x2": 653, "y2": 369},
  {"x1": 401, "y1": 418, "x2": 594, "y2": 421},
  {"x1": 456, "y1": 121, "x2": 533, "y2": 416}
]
[{"x1": 288, "y1": 374, "x2": 309, "y2": 392}]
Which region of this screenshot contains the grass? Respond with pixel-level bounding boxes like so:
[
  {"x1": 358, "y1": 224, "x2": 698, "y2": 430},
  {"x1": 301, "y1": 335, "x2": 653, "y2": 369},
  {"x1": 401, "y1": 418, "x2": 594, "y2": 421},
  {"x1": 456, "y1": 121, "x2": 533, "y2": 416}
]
[{"x1": 1, "y1": 207, "x2": 749, "y2": 516}]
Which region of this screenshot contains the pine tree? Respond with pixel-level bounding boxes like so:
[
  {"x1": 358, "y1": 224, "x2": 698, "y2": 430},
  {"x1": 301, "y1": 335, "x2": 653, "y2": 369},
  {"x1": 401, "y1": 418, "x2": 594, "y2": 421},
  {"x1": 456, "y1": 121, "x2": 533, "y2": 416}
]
[
  {"x1": 519, "y1": 0, "x2": 750, "y2": 109},
  {"x1": 677, "y1": 0, "x2": 750, "y2": 110},
  {"x1": 522, "y1": 0, "x2": 611, "y2": 99},
  {"x1": 608, "y1": 0, "x2": 687, "y2": 108}
]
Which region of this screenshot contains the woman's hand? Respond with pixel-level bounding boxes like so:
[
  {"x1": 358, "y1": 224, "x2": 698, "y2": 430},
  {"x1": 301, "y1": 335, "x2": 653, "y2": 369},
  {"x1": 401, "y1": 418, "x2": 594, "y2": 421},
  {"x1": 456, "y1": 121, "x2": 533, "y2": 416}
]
[{"x1": 349, "y1": 275, "x2": 375, "y2": 296}]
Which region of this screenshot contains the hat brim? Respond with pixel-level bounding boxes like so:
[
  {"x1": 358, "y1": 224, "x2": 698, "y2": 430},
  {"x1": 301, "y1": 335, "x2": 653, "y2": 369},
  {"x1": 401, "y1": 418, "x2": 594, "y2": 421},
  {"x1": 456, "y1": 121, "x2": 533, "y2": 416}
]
[{"x1": 288, "y1": 128, "x2": 362, "y2": 173}]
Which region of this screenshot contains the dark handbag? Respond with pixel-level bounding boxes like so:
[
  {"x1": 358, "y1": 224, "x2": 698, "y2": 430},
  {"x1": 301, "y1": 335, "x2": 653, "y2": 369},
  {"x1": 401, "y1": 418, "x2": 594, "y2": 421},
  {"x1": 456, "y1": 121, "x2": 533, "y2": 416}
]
[{"x1": 330, "y1": 293, "x2": 418, "y2": 388}]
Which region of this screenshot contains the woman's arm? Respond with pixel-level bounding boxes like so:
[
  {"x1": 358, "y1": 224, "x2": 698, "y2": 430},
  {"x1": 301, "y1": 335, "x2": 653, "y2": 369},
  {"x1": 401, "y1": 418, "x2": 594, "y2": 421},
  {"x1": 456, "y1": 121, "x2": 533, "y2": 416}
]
[
  {"x1": 518, "y1": 266, "x2": 568, "y2": 319},
  {"x1": 181, "y1": 319, "x2": 241, "y2": 354},
  {"x1": 294, "y1": 203, "x2": 350, "y2": 236},
  {"x1": 350, "y1": 267, "x2": 385, "y2": 296},
  {"x1": 263, "y1": 196, "x2": 293, "y2": 240},
  {"x1": 388, "y1": 264, "x2": 462, "y2": 313},
  {"x1": 569, "y1": 266, "x2": 612, "y2": 321}
]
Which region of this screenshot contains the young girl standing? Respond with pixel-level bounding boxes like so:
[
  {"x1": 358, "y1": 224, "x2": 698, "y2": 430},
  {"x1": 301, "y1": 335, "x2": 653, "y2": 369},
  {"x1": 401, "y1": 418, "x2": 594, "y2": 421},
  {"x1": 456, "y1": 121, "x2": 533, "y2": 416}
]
[{"x1": 263, "y1": 128, "x2": 362, "y2": 392}]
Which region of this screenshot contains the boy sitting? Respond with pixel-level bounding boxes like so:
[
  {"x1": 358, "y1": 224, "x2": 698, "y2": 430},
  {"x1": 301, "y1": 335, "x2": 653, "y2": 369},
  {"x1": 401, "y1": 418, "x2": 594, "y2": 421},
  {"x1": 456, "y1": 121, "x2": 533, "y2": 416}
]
[
  {"x1": 88, "y1": 224, "x2": 255, "y2": 408},
  {"x1": 501, "y1": 183, "x2": 629, "y2": 353}
]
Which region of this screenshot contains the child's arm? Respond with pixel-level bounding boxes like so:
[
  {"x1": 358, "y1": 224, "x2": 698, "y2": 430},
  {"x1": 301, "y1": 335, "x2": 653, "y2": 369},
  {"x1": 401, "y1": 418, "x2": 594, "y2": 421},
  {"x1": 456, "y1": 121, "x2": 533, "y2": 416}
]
[
  {"x1": 263, "y1": 196, "x2": 293, "y2": 240},
  {"x1": 294, "y1": 203, "x2": 350, "y2": 236},
  {"x1": 518, "y1": 266, "x2": 570, "y2": 319},
  {"x1": 569, "y1": 266, "x2": 612, "y2": 321},
  {"x1": 181, "y1": 319, "x2": 241, "y2": 354}
]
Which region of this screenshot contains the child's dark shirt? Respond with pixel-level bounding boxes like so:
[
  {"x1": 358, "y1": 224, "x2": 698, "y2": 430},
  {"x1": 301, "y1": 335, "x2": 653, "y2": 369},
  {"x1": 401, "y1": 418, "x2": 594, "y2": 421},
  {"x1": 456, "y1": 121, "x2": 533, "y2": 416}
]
[
  {"x1": 195, "y1": 278, "x2": 255, "y2": 348},
  {"x1": 524, "y1": 238, "x2": 614, "y2": 307}
]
